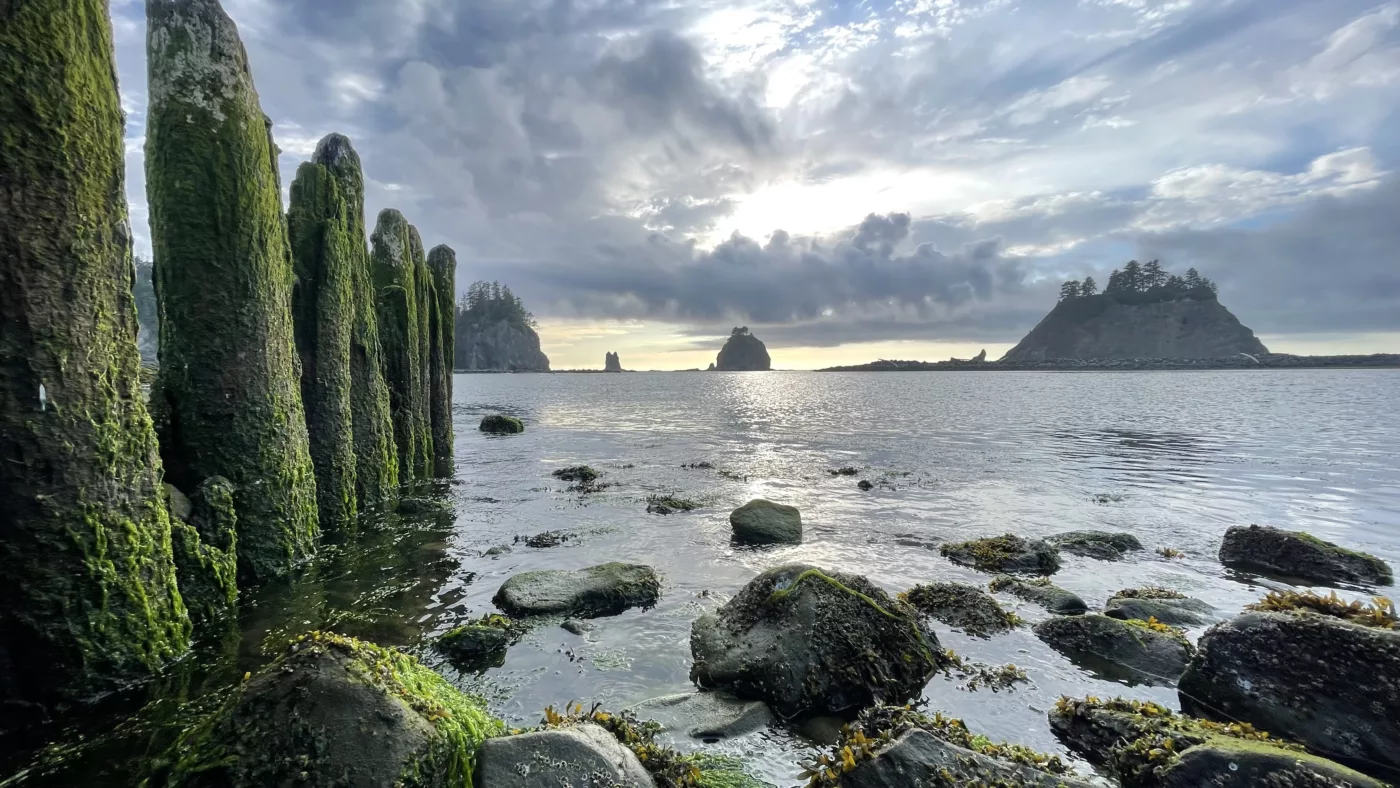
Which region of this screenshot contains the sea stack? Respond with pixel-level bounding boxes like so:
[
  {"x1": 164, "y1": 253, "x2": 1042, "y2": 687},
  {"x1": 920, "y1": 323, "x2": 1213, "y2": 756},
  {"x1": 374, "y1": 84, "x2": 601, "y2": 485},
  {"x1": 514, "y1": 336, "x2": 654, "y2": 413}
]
[
  {"x1": 371, "y1": 210, "x2": 433, "y2": 481},
  {"x1": 315, "y1": 135, "x2": 399, "y2": 508},
  {"x1": 604, "y1": 352, "x2": 622, "y2": 372},
  {"x1": 426, "y1": 245, "x2": 457, "y2": 477},
  {"x1": 145, "y1": 0, "x2": 320, "y2": 580},
  {"x1": 288, "y1": 144, "x2": 358, "y2": 526},
  {"x1": 0, "y1": 0, "x2": 190, "y2": 718},
  {"x1": 714, "y1": 327, "x2": 772, "y2": 371}
]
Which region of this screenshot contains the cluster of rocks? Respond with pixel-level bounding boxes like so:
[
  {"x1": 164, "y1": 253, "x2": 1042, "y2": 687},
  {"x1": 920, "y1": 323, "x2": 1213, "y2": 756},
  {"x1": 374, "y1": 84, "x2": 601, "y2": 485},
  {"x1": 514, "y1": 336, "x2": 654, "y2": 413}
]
[{"x1": 821, "y1": 353, "x2": 1400, "y2": 372}]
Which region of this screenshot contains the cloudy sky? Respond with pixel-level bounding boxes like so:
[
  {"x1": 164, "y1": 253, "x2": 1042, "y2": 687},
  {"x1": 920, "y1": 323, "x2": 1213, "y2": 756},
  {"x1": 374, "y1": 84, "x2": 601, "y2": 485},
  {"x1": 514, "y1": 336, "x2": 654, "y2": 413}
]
[{"x1": 113, "y1": 0, "x2": 1400, "y2": 369}]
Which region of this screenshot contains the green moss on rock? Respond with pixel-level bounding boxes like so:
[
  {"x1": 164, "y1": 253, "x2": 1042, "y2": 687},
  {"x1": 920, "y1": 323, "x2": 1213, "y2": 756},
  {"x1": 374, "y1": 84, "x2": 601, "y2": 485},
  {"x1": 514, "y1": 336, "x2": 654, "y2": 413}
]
[
  {"x1": 426, "y1": 245, "x2": 456, "y2": 477},
  {"x1": 0, "y1": 0, "x2": 192, "y2": 719},
  {"x1": 145, "y1": 0, "x2": 319, "y2": 580},
  {"x1": 941, "y1": 534, "x2": 1061, "y2": 575},
  {"x1": 372, "y1": 209, "x2": 434, "y2": 483},
  {"x1": 169, "y1": 477, "x2": 239, "y2": 626},
  {"x1": 479, "y1": 414, "x2": 524, "y2": 434}
]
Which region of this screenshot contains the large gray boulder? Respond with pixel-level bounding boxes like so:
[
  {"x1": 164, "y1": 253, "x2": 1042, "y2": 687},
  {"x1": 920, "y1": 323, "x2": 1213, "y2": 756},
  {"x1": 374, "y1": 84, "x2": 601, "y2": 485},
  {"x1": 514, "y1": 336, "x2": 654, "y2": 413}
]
[
  {"x1": 626, "y1": 690, "x2": 773, "y2": 742},
  {"x1": 1034, "y1": 615, "x2": 1193, "y2": 686},
  {"x1": 1178, "y1": 609, "x2": 1400, "y2": 781},
  {"x1": 475, "y1": 724, "x2": 653, "y2": 788},
  {"x1": 729, "y1": 499, "x2": 802, "y2": 545},
  {"x1": 494, "y1": 563, "x2": 660, "y2": 618},
  {"x1": 990, "y1": 575, "x2": 1087, "y2": 615},
  {"x1": 690, "y1": 565, "x2": 942, "y2": 718},
  {"x1": 1219, "y1": 524, "x2": 1392, "y2": 586}
]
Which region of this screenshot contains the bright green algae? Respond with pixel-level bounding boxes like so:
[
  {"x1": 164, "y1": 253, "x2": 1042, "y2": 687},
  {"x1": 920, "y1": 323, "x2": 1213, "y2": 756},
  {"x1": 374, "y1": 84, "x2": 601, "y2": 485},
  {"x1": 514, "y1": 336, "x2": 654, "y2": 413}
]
[
  {"x1": 426, "y1": 245, "x2": 457, "y2": 477},
  {"x1": 410, "y1": 225, "x2": 437, "y2": 480},
  {"x1": 371, "y1": 210, "x2": 434, "y2": 483},
  {"x1": 0, "y1": 0, "x2": 191, "y2": 716},
  {"x1": 145, "y1": 0, "x2": 320, "y2": 580}
]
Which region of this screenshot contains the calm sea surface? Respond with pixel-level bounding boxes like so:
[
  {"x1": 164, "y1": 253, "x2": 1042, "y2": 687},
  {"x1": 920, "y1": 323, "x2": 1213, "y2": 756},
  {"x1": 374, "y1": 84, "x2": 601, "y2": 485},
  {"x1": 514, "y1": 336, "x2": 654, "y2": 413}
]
[{"x1": 13, "y1": 370, "x2": 1400, "y2": 786}]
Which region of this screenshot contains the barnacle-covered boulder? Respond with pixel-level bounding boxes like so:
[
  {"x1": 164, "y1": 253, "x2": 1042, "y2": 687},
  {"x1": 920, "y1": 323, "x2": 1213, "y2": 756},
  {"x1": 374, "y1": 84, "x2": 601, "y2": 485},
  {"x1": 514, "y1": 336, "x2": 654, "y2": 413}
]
[
  {"x1": 900, "y1": 582, "x2": 1020, "y2": 637},
  {"x1": 1049, "y1": 530, "x2": 1143, "y2": 561},
  {"x1": 1103, "y1": 587, "x2": 1215, "y2": 627},
  {"x1": 990, "y1": 575, "x2": 1087, "y2": 615},
  {"x1": 690, "y1": 565, "x2": 944, "y2": 718},
  {"x1": 1219, "y1": 524, "x2": 1392, "y2": 586},
  {"x1": 1034, "y1": 615, "x2": 1194, "y2": 686},
  {"x1": 941, "y1": 534, "x2": 1061, "y2": 574}
]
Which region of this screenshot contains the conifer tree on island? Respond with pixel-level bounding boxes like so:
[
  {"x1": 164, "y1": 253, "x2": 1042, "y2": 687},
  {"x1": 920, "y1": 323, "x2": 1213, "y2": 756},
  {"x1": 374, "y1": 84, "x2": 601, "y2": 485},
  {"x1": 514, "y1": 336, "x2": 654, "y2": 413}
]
[
  {"x1": 145, "y1": 0, "x2": 320, "y2": 580},
  {"x1": 0, "y1": 0, "x2": 191, "y2": 718}
]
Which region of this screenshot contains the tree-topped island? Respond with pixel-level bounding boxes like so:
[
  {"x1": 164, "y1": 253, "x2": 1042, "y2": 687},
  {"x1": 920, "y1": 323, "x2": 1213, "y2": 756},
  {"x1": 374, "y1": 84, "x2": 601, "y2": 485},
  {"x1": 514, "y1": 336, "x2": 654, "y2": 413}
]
[
  {"x1": 714, "y1": 327, "x2": 773, "y2": 371},
  {"x1": 454, "y1": 281, "x2": 551, "y2": 372}
]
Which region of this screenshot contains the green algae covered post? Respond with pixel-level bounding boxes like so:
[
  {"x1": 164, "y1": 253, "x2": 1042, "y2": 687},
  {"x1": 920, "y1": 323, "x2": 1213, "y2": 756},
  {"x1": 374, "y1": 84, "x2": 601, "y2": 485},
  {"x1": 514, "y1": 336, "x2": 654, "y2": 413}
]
[
  {"x1": 427, "y1": 245, "x2": 457, "y2": 477},
  {"x1": 288, "y1": 153, "x2": 358, "y2": 527},
  {"x1": 315, "y1": 135, "x2": 400, "y2": 508},
  {"x1": 371, "y1": 210, "x2": 432, "y2": 482},
  {"x1": 0, "y1": 0, "x2": 191, "y2": 718},
  {"x1": 409, "y1": 225, "x2": 436, "y2": 480},
  {"x1": 145, "y1": 0, "x2": 319, "y2": 579}
]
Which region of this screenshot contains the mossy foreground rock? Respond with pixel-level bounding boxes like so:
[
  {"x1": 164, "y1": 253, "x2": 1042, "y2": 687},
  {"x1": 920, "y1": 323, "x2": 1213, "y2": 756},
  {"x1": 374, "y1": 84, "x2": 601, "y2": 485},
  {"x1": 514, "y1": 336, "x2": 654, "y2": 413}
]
[
  {"x1": 146, "y1": 0, "x2": 319, "y2": 579},
  {"x1": 479, "y1": 414, "x2": 524, "y2": 434},
  {"x1": 1034, "y1": 614, "x2": 1193, "y2": 685},
  {"x1": 1178, "y1": 606, "x2": 1400, "y2": 780},
  {"x1": 476, "y1": 723, "x2": 653, "y2": 788},
  {"x1": 1049, "y1": 530, "x2": 1143, "y2": 561},
  {"x1": 157, "y1": 632, "x2": 501, "y2": 787},
  {"x1": 941, "y1": 534, "x2": 1061, "y2": 574},
  {"x1": 729, "y1": 499, "x2": 802, "y2": 545},
  {"x1": 990, "y1": 575, "x2": 1087, "y2": 615},
  {"x1": 690, "y1": 565, "x2": 944, "y2": 718},
  {"x1": 494, "y1": 563, "x2": 661, "y2": 618},
  {"x1": 0, "y1": 0, "x2": 190, "y2": 717},
  {"x1": 1219, "y1": 524, "x2": 1392, "y2": 586},
  {"x1": 1050, "y1": 697, "x2": 1384, "y2": 788},
  {"x1": 900, "y1": 582, "x2": 1019, "y2": 637}
]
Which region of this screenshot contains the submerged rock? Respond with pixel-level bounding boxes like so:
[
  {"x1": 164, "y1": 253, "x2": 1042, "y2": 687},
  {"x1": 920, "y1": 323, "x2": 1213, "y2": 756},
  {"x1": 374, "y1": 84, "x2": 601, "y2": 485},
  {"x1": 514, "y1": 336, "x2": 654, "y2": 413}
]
[
  {"x1": 479, "y1": 414, "x2": 524, "y2": 434},
  {"x1": 689, "y1": 564, "x2": 944, "y2": 718},
  {"x1": 493, "y1": 563, "x2": 661, "y2": 618},
  {"x1": 146, "y1": 0, "x2": 320, "y2": 580},
  {"x1": 1219, "y1": 524, "x2": 1393, "y2": 586},
  {"x1": 435, "y1": 614, "x2": 521, "y2": 672},
  {"x1": 1104, "y1": 589, "x2": 1215, "y2": 626},
  {"x1": 1, "y1": 0, "x2": 192, "y2": 711},
  {"x1": 170, "y1": 477, "x2": 239, "y2": 626},
  {"x1": 1050, "y1": 696, "x2": 1385, "y2": 788},
  {"x1": 901, "y1": 582, "x2": 1020, "y2": 637},
  {"x1": 941, "y1": 534, "x2": 1061, "y2": 574},
  {"x1": 476, "y1": 723, "x2": 654, "y2": 788},
  {"x1": 714, "y1": 327, "x2": 772, "y2": 371},
  {"x1": 990, "y1": 575, "x2": 1088, "y2": 615},
  {"x1": 1177, "y1": 602, "x2": 1400, "y2": 780},
  {"x1": 1034, "y1": 614, "x2": 1194, "y2": 685},
  {"x1": 626, "y1": 690, "x2": 774, "y2": 742},
  {"x1": 729, "y1": 499, "x2": 802, "y2": 545},
  {"x1": 552, "y1": 465, "x2": 600, "y2": 484},
  {"x1": 155, "y1": 632, "x2": 501, "y2": 787},
  {"x1": 1049, "y1": 530, "x2": 1143, "y2": 561}
]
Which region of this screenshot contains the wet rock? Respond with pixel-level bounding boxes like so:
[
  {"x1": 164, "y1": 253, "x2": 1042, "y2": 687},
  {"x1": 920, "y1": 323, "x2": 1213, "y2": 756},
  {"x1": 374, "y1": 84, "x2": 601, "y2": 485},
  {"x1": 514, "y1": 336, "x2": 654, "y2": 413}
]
[
  {"x1": 519, "y1": 530, "x2": 571, "y2": 548},
  {"x1": 1050, "y1": 696, "x2": 1385, "y2": 788},
  {"x1": 1034, "y1": 614, "x2": 1193, "y2": 685},
  {"x1": 1104, "y1": 590, "x2": 1215, "y2": 626},
  {"x1": 494, "y1": 563, "x2": 661, "y2": 618},
  {"x1": 626, "y1": 690, "x2": 773, "y2": 741},
  {"x1": 479, "y1": 414, "x2": 524, "y2": 434},
  {"x1": 901, "y1": 582, "x2": 1019, "y2": 637},
  {"x1": 476, "y1": 723, "x2": 654, "y2": 788},
  {"x1": 484, "y1": 545, "x2": 511, "y2": 557},
  {"x1": 941, "y1": 534, "x2": 1062, "y2": 574},
  {"x1": 857, "y1": 480, "x2": 875, "y2": 491},
  {"x1": 1049, "y1": 530, "x2": 1143, "y2": 561},
  {"x1": 1219, "y1": 524, "x2": 1392, "y2": 586},
  {"x1": 797, "y1": 715, "x2": 847, "y2": 746},
  {"x1": 1178, "y1": 608, "x2": 1400, "y2": 781},
  {"x1": 561, "y1": 619, "x2": 595, "y2": 636},
  {"x1": 154, "y1": 633, "x2": 500, "y2": 787},
  {"x1": 689, "y1": 564, "x2": 944, "y2": 718},
  {"x1": 165, "y1": 484, "x2": 194, "y2": 521},
  {"x1": 829, "y1": 466, "x2": 860, "y2": 476},
  {"x1": 552, "y1": 465, "x2": 600, "y2": 484},
  {"x1": 436, "y1": 615, "x2": 519, "y2": 672},
  {"x1": 396, "y1": 495, "x2": 451, "y2": 516},
  {"x1": 989, "y1": 575, "x2": 1087, "y2": 615},
  {"x1": 646, "y1": 496, "x2": 699, "y2": 515},
  {"x1": 171, "y1": 477, "x2": 239, "y2": 626},
  {"x1": 729, "y1": 499, "x2": 802, "y2": 545}
]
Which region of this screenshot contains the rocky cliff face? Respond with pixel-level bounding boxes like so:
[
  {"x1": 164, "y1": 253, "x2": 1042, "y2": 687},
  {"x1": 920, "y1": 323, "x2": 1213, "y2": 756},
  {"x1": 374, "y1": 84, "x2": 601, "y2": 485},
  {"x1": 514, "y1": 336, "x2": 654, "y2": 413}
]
[
  {"x1": 1002, "y1": 294, "x2": 1268, "y2": 361},
  {"x1": 455, "y1": 318, "x2": 550, "y2": 372},
  {"x1": 604, "y1": 352, "x2": 621, "y2": 372},
  {"x1": 715, "y1": 328, "x2": 772, "y2": 371}
]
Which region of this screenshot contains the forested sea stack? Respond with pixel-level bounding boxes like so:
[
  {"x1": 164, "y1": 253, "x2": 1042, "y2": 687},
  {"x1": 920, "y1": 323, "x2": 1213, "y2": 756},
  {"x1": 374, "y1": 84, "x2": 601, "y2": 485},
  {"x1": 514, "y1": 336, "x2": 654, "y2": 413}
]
[
  {"x1": 0, "y1": 0, "x2": 190, "y2": 719},
  {"x1": 145, "y1": 0, "x2": 319, "y2": 579},
  {"x1": 371, "y1": 210, "x2": 433, "y2": 481},
  {"x1": 288, "y1": 145, "x2": 359, "y2": 526},
  {"x1": 317, "y1": 135, "x2": 399, "y2": 508},
  {"x1": 426, "y1": 245, "x2": 457, "y2": 477}
]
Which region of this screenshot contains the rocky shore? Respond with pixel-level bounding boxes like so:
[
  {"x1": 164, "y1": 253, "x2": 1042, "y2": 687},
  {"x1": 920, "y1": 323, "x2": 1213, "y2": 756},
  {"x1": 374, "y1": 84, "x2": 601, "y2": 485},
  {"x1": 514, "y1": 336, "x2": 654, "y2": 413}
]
[{"x1": 820, "y1": 352, "x2": 1400, "y2": 372}]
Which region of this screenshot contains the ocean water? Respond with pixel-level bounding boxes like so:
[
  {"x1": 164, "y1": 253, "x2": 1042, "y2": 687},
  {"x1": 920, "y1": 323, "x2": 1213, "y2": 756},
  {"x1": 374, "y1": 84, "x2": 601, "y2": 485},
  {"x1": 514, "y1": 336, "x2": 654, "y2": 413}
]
[{"x1": 10, "y1": 370, "x2": 1400, "y2": 786}]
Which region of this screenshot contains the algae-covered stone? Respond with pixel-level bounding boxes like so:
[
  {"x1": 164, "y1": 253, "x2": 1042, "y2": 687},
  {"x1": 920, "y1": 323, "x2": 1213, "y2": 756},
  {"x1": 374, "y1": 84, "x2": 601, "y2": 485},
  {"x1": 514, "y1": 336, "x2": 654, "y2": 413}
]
[
  {"x1": 476, "y1": 723, "x2": 655, "y2": 788},
  {"x1": 0, "y1": 0, "x2": 190, "y2": 718},
  {"x1": 288, "y1": 148, "x2": 358, "y2": 526},
  {"x1": 146, "y1": 0, "x2": 319, "y2": 580},
  {"x1": 1049, "y1": 530, "x2": 1143, "y2": 561},
  {"x1": 154, "y1": 632, "x2": 501, "y2": 787},
  {"x1": 426, "y1": 245, "x2": 457, "y2": 477},
  {"x1": 1049, "y1": 696, "x2": 1385, "y2": 788},
  {"x1": 372, "y1": 209, "x2": 434, "y2": 482},
  {"x1": 1178, "y1": 607, "x2": 1400, "y2": 780},
  {"x1": 990, "y1": 575, "x2": 1087, "y2": 615},
  {"x1": 314, "y1": 134, "x2": 400, "y2": 508},
  {"x1": 494, "y1": 563, "x2": 661, "y2": 618},
  {"x1": 690, "y1": 565, "x2": 944, "y2": 718},
  {"x1": 729, "y1": 499, "x2": 802, "y2": 545},
  {"x1": 479, "y1": 414, "x2": 524, "y2": 434},
  {"x1": 170, "y1": 477, "x2": 239, "y2": 626},
  {"x1": 436, "y1": 624, "x2": 510, "y2": 672},
  {"x1": 901, "y1": 582, "x2": 1020, "y2": 637},
  {"x1": 1219, "y1": 524, "x2": 1392, "y2": 586},
  {"x1": 1104, "y1": 591, "x2": 1214, "y2": 627},
  {"x1": 942, "y1": 534, "x2": 1061, "y2": 574},
  {"x1": 1034, "y1": 614, "x2": 1193, "y2": 685}
]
